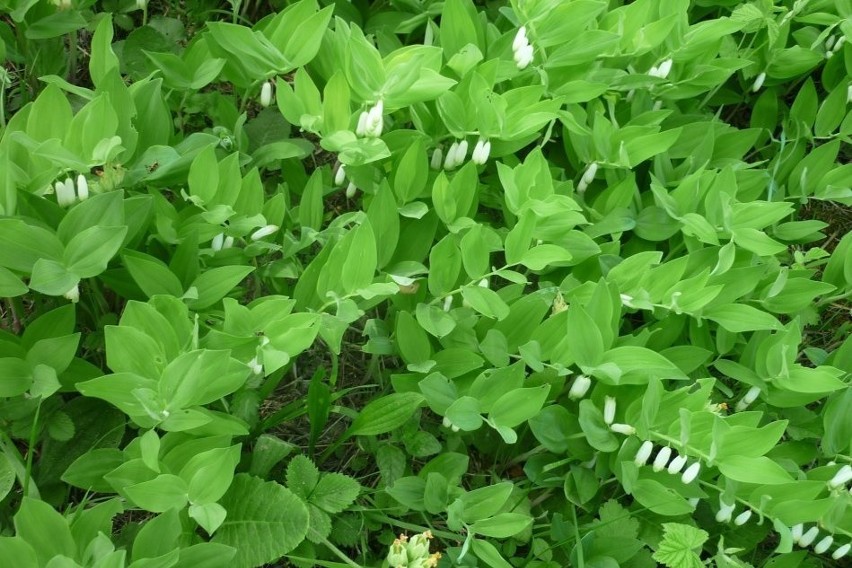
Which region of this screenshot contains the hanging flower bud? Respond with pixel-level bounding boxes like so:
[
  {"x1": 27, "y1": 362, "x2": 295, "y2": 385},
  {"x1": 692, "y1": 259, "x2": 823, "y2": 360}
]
[
  {"x1": 656, "y1": 58, "x2": 673, "y2": 79},
  {"x1": 828, "y1": 464, "x2": 852, "y2": 489},
  {"x1": 653, "y1": 447, "x2": 672, "y2": 472},
  {"x1": 688, "y1": 497, "x2": 699, "y2": 507},
  {"x1": 514, "y1": 43, "x2": 535, "y2": 69},
  {"x1": 609, "y1": 423, "x2": 635, "y2": 435},
  {"x1": 250, "y1": 224, "x2": 279, "y2": 241},
  {"x1": 136, "y1": 0, "x2": 148, "y2": 9},
  {"x1": 334, "y1": 164, "x2": 346, "y2": 186},
  {"x1": 54, "y1": 180, "x2": 76, "y2": 207},
  {"x1": 455, "y1": 139, "x2": 469, "y2": 164},
  {"x1": 472, "y1": 138, "x2": 491, "y2": 165},
  {"x1": 833, "y1": 543, "x2": 851, "y2": 559},
  {"x1": 63, "y1": 284, "x2": 80, "y2": 303},
  {"x1": 430, "y1": 147, "x2": 444, "y2": 170},
  {"x1": 734, "y1": 510, "x2": 752, "y2": 526},
  {"x1": 260, "y1": 81, "x2": 274, "y2": 108},
  {"x1": 442, "y1": 295, "x2": 453, "y2": 312},
  {"x1": 603, "y1": 396, "x2": 616, "y2": 425},
  {"x1": 512, "y1": 27, "x2": 528, "y2": 52},
  {"x1": 367, "y1": 100, "x2": 384, "y2": 137},
  {"x1": 681, "y1": 462, "x2": 701, "y2": 484},
  {"x1": 667, "y1": 454, "x2": 687, "y2": 474},
  {"x1": 798, "y1": 526, "x2": 819, "y2": 548},
  {"x1": 751, "y1": 72, "x2": 766, "y2": 92},
  {"x1": 76, "y1": 174, "x2": 89, "y2": 201},
  {"x1": 355, "y1": 111, "x2": 369, "y2": 137},
  {"x1": 211, "y1": 233, "x2": 225, "y2": 252},
  {"x1": 814, "y1": 535, "x2": 833, "y2": 554},
  {"x1": 735, "y1": 385, "x2": 761, "y2": 411},
  {"x1": 568, "y1": 375, "x2": 591, "y2": 400},
  {"x1": 444, "y1": 142, "x2": 460, "y2": 170},
  {"x1": 791, "y1": 524, "x2": 803, "y2": 543},
  {"x1": 345, "y1": 181, "x2": 357, "y2": 199},
  {"x1": 634, "y1": 440, "x2": 654, "y2": 466},
  {"x1": 248, "y1": 357, "x2": 263, "y2": 375},
  {"x1": 648, "y1": 65, "x2": 659, "y2": 77},
  {"x1": 715, "y1": 499, "x2": 735, "y2": 523},
  {"x1": 223, "y1": 236, "x2": 234, "y2": 249},
  {"x1": 581, "y1": 162, "x2": 598, "y2": 185}
]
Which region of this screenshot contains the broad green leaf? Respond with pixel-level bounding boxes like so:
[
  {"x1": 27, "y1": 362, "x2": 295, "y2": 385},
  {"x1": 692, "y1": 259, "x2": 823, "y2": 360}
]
[{"x1": 347, "y1": 392, "x2": 425, "y2": 437}]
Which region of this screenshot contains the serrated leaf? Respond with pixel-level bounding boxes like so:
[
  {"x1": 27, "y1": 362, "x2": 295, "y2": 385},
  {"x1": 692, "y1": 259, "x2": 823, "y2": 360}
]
[
  {"x1": 652, "y1": 523, "x2": 708, "y2": 568},
  {"x1": 311, "y1": 473, "x2": 360, "y2": 514},
  {"x1": 213, "y1": 474, "x2": 309, "y2": 568}
]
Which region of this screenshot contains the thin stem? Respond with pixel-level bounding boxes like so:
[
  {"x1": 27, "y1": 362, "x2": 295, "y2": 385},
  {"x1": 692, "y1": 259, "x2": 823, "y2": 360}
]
[
  {"x1": 23, "y1": 400, "x2": 42, "y2": 497},
  {"x1": 313, "y1": 532, "x2": 361, "y2": 568}
]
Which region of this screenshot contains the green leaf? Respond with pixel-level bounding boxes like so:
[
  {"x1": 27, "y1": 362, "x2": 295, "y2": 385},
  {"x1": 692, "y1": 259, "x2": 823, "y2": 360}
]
[
  {"x1": 652, "y1": 523, "x2": 708, "y2": 568},
  {"x1": 347, "y1": 392, "x2": 425, "y2": 437},
  {"x1": 213, "y1": 474, "x2": 309, "y2": 568},
  {"x1": 64, "y1": 225, "x2": 127, "y2": 278},
  {"x1": 187, "y1": 266, "x2": 254, "y2": 310},
  {"x1": 311, "y1": 473, "x2": 360, "y2": 514},
  {"x1": 124, "y1": 474, "x2": 189, "y2": 512},
  {"x1": 89, "y1": 15, "x2": 119, "y2": 88},
  {"x1": 716, "y1": 456, "x2": 793, "y2": 485},
  {"x1": 14, "y1": 498, "x2": 76, "y2": 566},
  {"x1": 123, "y1": 251, "x2": 184, "y2": 297},
  {"x1": 488, "y1": 386, "x2": 550, "y2": 429},
  {"x1": 470, "y1": 513, "x2": 533, "y2": 538},
  {"x1": 461, "y1": 286, "x2": 509, "y2": 320},
  {"x1": 703, "y1": 304, "x2": 782, "y2": 332}
]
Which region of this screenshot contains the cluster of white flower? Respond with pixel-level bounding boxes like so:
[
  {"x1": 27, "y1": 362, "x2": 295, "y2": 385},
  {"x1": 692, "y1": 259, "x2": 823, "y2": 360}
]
[
  {"x1": 356, "y1": 100, "x2": 384, "y2": 138},
  {"x1": 512, "y1": 27, "x2": 535, "y2": 70},
  {"x1": 333, "y1": 163, "x2": 358, "y2": 198},
  {"x1": 714, "y1": 496, "x2": 752, "y2": 525},
  {"x1": 576, "y1": 162, "x2": 598, "y2": 193},
  {"x1": 210, "y1": 233, "x2": 235, "y2": 252},
  {"x1": 824, "y1": 34, "x2": 845, "y2": 58},
  {"x1": 789, "y1": 524, "x2": 848, "y2": 559},
  {"x1": 634, "y1": 441, "x2": 702, "y2": 484},
  {"x1": 387, "y1": 531, "x2": 442, "y2": 568},
  {"x1": 259, "y1": 81, "x2": 274, "y2": 108},
  {"x1": 53, "y1": 174, "x2": 89, "y2": 207},
  {"x1": 443, "y1": 139, "x2": 468, "y2": 170},
  {"x1": 648, "y1": 58, "x2": 673, "y2": 79}
]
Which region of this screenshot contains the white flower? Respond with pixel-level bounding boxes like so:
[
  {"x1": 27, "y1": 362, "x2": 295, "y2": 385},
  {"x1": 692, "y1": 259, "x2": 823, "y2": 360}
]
[
  {"x1": 260, "y1": 81, "x2": 274, "y2": 108},
  {"x1": 442, "y1": 295, "x2": 453, "y2": 312},
  {"x1": 478, "y1": 278, "x2": 489, "y2": 288},
  {"x1": 568, "y1": 375, "x2": 591, "y2": 400},
  {"x1": 223, "y1": 236, "x2": 234, "y2": 249},
  {"x1": 514, "y1": 44, "x2": 534, "y2": 69},
  {"x1": 444, "y1": 142, "x2": 460, "y2": 170},
  {"x1": 656, "y1": 58, "x2": 673, "y2": 79},
  {"x1": 634, "y1": 440, "x2": 654, "y2": 466},
  {"x1": 54, "y1": 179, "x2": 76, "y2": 207},
  {"x1": 667, "y1": 454, "x2": 687, "y2": 474},
  {"x1": 735, "y1": 385, "x2": 761, "y2": 411},
  {"x1": 211, "y1": 233, "x2": 225, "y2": 251},
  {"x1": 366, "y1": 100, "x2": 384, "y2": 137},
  {"x1": 512, "y1": 27, "x2": 528, "y2": 52},
  {"x1": 248, "y1": 357, "x2": 263, "y2": 375},
  {"x1": 250, "y1": 224, "x2": 279, "y2": 241},
  {"x1": 652, "y1": 100, "x2": 663, "y2": 111},
  {"x1": 828, "y1": 464, "x2": 852, "y2": 489},
  {"x1": 581, "y1": 162, "x2": 598, "y2": 186},
  {"x1": 798, "y1": 526, "x2": 819, "y2": 548},
  {"x1": 648, "y1": 65, "x2": 659, "y2": 77},
  {"x1": 814, "y1": 535, "x2": 833, "y2": 555},
  {"x1": 76, "y1": 174, "x2": 89, "y2": 201},
  {"x1": 825, "y1": 35, "x2": 837, "y2": 51},
  {"x1": 355, "y1": 111, "x2": 369, "y2": 137},
  {"x1": 136, "y1": 0, "x2": 148, "y2": 8},
  {"x1": 51, "y1": 0, "x2": 72, "y2": 9},
  {"x1": 653, "y1": 446, "x2": 672, "y2": 472},
  {"x1": 472, "y1": 139, "x2": 491, "y2": 165},
  {"x1": 430, "y1": 147, "x2": 443, "y2": 170},
  {"x1": 791, "y1": 523, "x2": 803, "y2": 543},
  {"x1": 681, "y1": 462, "x2": 701, "y2": 484},
  {"x1": 734, "y1": 510, "x2": 752, "y2": 526},
  {"x1": 688, "y1": 497, "x2": 699, "y2": 507},
  {"x1": 848, "y1": 85, "x2": 852, "y2": 104},
  {"x1": 63, "y1": 284, "x2": 80, "y2": 303},
  {"x1": 345, "y1": 181, "x2": 357, "y2": 199},
  {"x1": 603, "y1": 396, "x2": 616, "y2": 425},
  {"x1": 609, "y1": 423, "x2": 635, "y2": 435},
  {"x1": 334, "y1": 164, "x2": 346, "y2": 186},
  {"x1": 715, "y1": 499, "x2": 735, "y2": 523},
  {"x1": 751, "y1": 72, "x2": 766, "y2": 92},
  {"x1": 833, "y1": 543, "x2": 851, "y2": 559},
  {"x1": 455, "y1": 139, "x2": 469, "y2": 164}
]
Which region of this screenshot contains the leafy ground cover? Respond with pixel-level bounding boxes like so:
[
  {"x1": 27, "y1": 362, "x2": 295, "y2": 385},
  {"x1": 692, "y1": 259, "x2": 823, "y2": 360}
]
[{"x1": 0, "y1": 0, "x2": 851, "y2": 567}]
